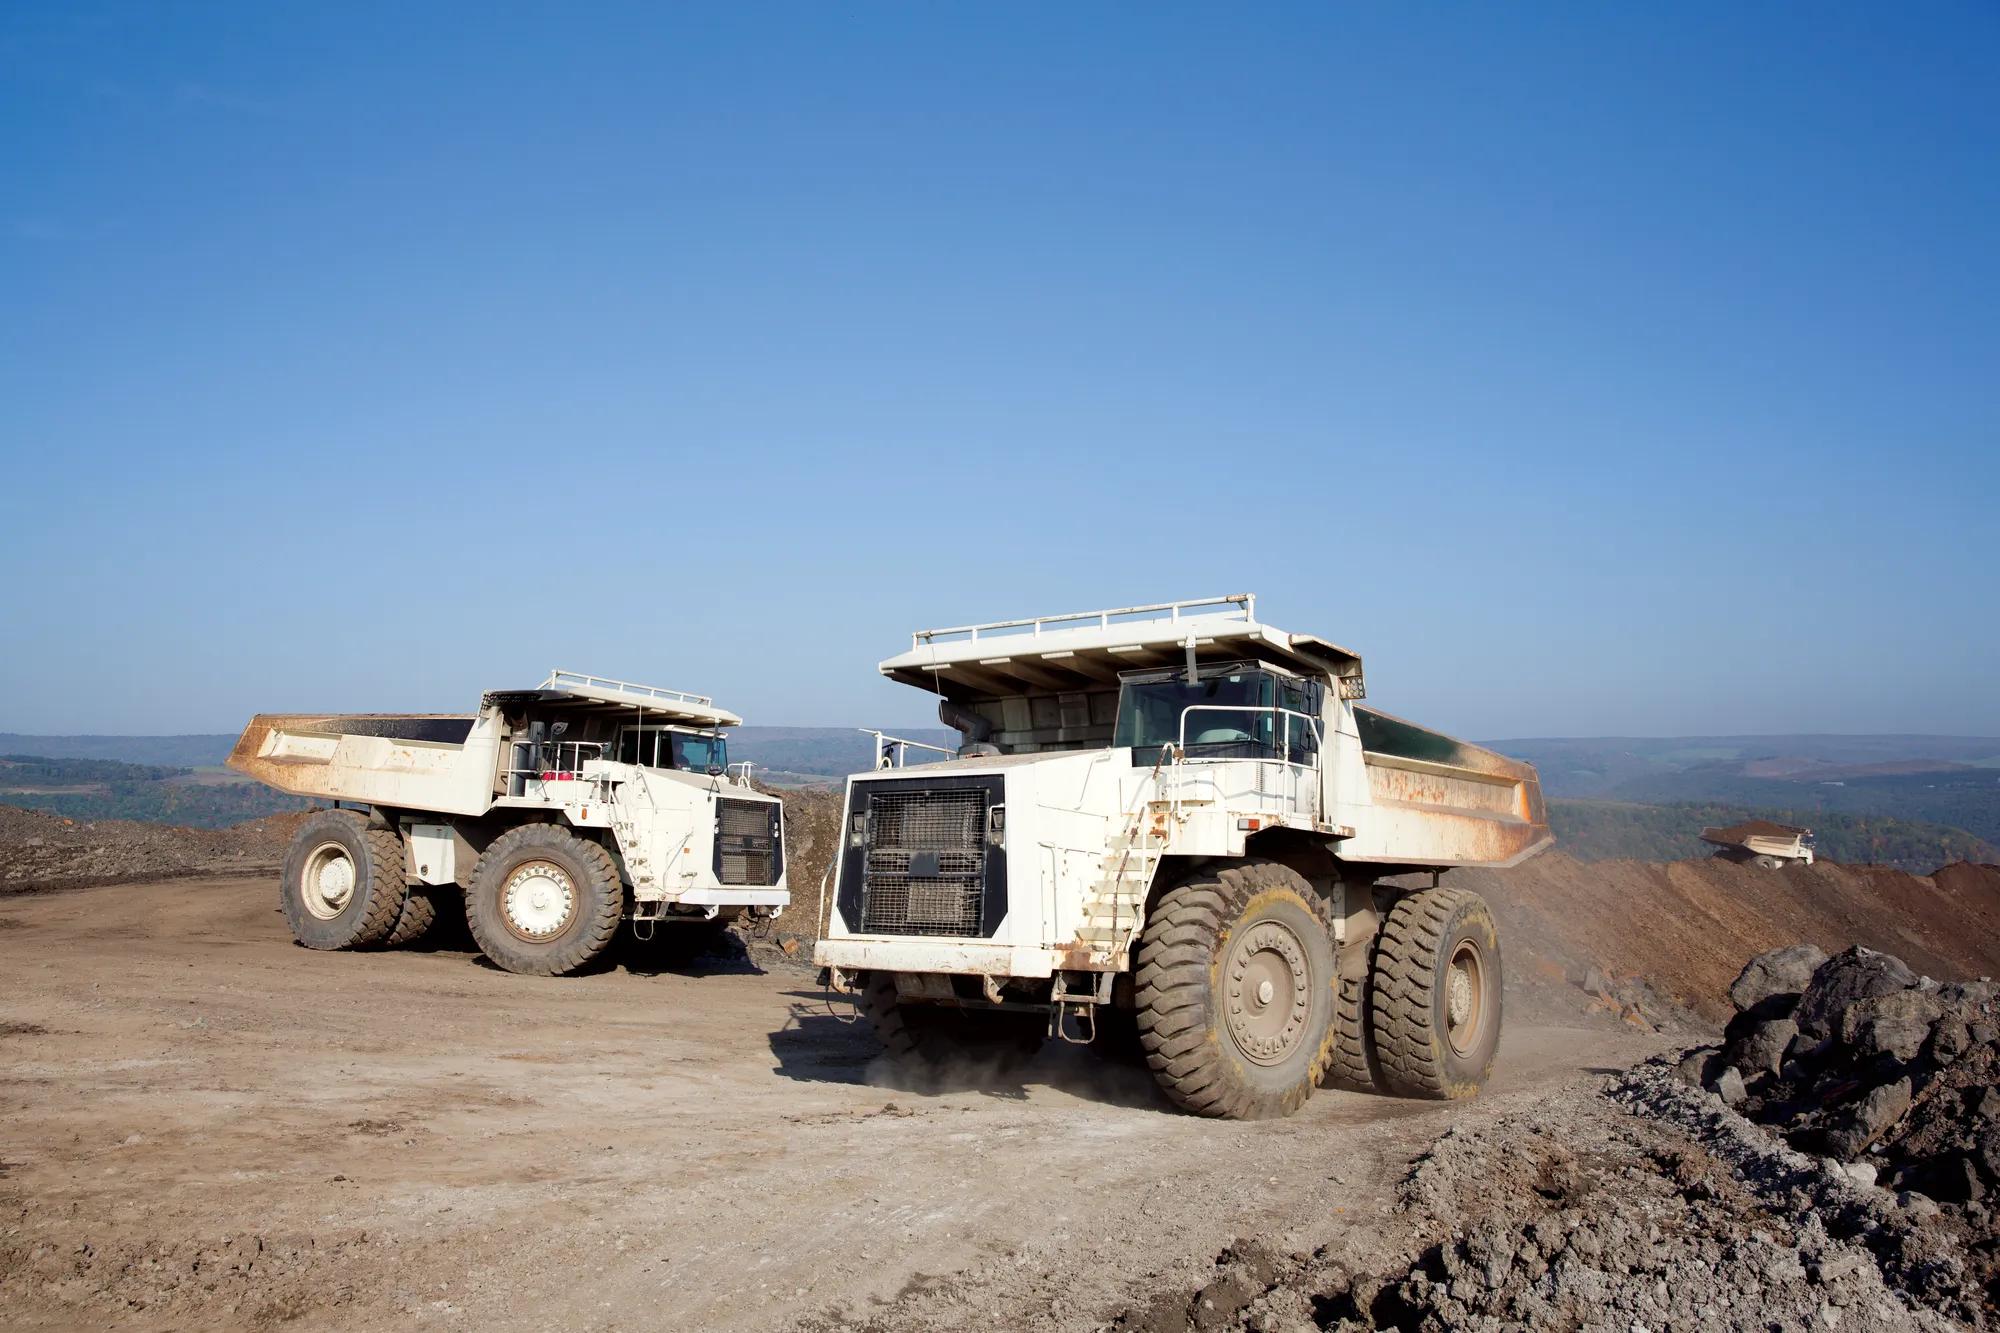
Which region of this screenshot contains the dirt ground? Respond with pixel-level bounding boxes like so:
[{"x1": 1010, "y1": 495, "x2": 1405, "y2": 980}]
[{"x1": 0, "y1": 874, "x2": 1662, "y2": 1331}]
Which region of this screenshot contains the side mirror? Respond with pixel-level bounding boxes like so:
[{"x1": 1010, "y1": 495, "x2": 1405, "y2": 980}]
[{"x1": 707, "y1": 764, "x2": 724, "y2": 777}]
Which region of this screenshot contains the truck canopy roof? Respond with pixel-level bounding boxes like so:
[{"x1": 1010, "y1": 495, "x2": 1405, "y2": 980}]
[
  {"x1": 877, "y1": 595, "x2": 1363, "y2": 703},
  {"x1": 482, "y1": 669, "x2": 743, "y2": 728}
]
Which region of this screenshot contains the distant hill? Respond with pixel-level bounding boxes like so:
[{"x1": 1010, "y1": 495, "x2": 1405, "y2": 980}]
[
  {"x1": 726, "y1": 726, "x2": 957, "y2": 782},
  {"x1": 6, "y1": 729, "x2": 1997, "y2": 864},
  {"x1": 0, "y1": 755, "x2": 306, "y2": 828},
  {"x1": 0, "y1": 734, "x2": 238, "y2": 767},
  {"x1": 1490, "y1": 735, "x2": 2000, "y2": 849},
  {"x1": 1548, "y1": 798, "x2": 1997, "y2": 874},
  {"x1": 1488, "y1": 734, "x2": 2000, "y2": 798}
]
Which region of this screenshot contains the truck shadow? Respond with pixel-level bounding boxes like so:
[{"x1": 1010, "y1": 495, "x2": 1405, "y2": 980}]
[
  {"x1": 606, "y1": 927, "x2": 765, "y2": 978},
  {"x1": 767, "y1": 998, "x2": 1176, "y2": 1112}
]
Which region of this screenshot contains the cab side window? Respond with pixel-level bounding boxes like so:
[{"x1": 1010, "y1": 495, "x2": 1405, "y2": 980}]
[{"x1": 1280, "y1": 678, "x2": 1323, "y2": 765}]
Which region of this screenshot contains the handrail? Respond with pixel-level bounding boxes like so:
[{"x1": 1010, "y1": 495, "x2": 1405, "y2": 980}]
[
  {"x1": 541, "y1": 669, "x2": 714, "y2": 708},
  {"x1": 726, "y1": 761, "x2": 757, "y2": 788},
  {"x1": 505, "y1": 740, "x2": 606, "y2": 777},
  {"x1": 911, "y1": 593, "x2": 1255, "y2": 649},
  {"x1": 859, "y1": 729, "x2": 959, "y2": 769},
  {"x1": 1175, "y1": 704, "x2": 1324, "y2": 761}
]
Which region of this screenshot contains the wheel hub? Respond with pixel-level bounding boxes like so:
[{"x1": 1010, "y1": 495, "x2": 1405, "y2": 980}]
[
  {"x1": 1445, "y1": 940, "x2": 1485, "y2": 1056},
  {"x1": 503, "y1": 862, "x2": 576, "y2": 941},
  {"x1": 1224, "y1": 920, "x2": 1313, "y2": 1066},
  {"x1": 302, "y1": 843, "x2": 356, "y2": 920}
]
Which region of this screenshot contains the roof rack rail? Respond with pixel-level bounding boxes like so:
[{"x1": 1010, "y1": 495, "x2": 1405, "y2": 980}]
[
  {"x1": 540, "y1": 669, "x2": 714, "y2": 709},
  {"x1": 911, "y1": 594, "x2": 1256, "y2": 650}
]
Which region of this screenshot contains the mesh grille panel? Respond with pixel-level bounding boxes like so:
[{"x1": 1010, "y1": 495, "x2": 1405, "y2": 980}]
[
  {"x1": 861, "y1": 789, "x2": 987, "y2": 936},
  {"x1": 716, "y1": 798, "x2": 777, "y2": 886}
]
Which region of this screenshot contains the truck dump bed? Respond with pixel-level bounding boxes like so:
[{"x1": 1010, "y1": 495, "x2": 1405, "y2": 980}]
[
  {"x1": 228, "y1": 713, "x2": 501, "y2": 816},
  {"x1": 227, "y1": 670, "x2": 746, "y2": 818}
]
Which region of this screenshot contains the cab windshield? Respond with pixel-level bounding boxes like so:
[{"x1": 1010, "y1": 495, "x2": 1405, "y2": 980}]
[
  {"x1": 617, "y1": 727, "x2": 729, "y2": 773},
  {"x1": 1113, "y1": 662, "x2": 1322, "y2": 765}
]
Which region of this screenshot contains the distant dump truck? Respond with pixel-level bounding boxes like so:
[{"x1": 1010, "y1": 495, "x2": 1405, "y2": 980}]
[
  {"x1": 229, "y1": 670, "x2": 787, "y2": 976},
  {"x1": 815, "y1": 595, "x2": 1552, "y2": 1119},
  {"x1": 1700, "y1": 819, "x2": 1815, "y2": 869}
]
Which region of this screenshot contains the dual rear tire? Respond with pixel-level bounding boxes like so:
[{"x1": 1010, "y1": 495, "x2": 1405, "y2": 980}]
[
  {"x1": 281, "y1": 809, "x2": 422, "y2": 950},
  {"x1": 1130, "y1": 861, "x2": 1503, "y2": 1117}
]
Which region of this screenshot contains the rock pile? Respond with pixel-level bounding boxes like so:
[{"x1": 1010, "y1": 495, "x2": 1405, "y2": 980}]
[{"x1": 1679, "y1": 942, "x2": 2000, "y2": 1308}]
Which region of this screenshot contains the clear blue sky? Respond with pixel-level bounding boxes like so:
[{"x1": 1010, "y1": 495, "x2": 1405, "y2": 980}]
[{"x1": 2, "y1": 4, "x2": 1995, "y2": 739}]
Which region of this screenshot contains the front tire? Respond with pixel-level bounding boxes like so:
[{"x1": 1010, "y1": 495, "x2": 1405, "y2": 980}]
[
  {"x1": 280, "y1": 810, "x2": 408, "y2": 950},
  {"x1": 465, "y1": 825, "x2": 622, "y2": 976},
  {"x1": 1369, "y1": 887, "x2": 1502, "y2": 1099},
  {"x1": 1134, "y1": 860, "x2": 1338, "y2": 1120}
]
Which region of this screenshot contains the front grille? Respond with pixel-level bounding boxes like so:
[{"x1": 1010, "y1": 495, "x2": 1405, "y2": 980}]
[
  {"x1": 861, "y1": 788, "x2": 987, "y2": 936},
  {"x1": 716, "y1": 798, "x2": 778, "y2": 886}
]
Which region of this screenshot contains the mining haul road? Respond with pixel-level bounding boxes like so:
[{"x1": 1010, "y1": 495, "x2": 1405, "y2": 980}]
[{"x1": 0, "y1": 875, "x2": 1661, "y2": 1331}]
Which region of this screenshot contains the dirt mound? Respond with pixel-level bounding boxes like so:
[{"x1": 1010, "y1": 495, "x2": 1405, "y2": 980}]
[
  {"x1": 1107, "y1": 1057, "x2": 1978, "y2": 1331},
  {"x1": 0, "y1": 805, "x2": 294, "y2": 893},
  {"x1": 1461, "y1": 853, "x2": 2000, "y2": 1024}
]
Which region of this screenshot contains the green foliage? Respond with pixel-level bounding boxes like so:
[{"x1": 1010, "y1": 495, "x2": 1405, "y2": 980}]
[
  {"x1": 0, "y1": 755, "x2": 185, "y2": 784},
  {"x1": 1550, "y1": 799, "x2": 1998, "y2": 874},
  {"x1": 0, "y1": 757, "x2": 308, "y2": 828}
]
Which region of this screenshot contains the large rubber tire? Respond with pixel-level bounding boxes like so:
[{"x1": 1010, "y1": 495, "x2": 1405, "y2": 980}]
[
  {"x1": 1324, "y1": 968, "x2": 1381, "y2": 1092},
  {"x1": 280, "y1": 809, "x2": 408, "y2": 950},
  {"x1": 1134, "y1": 860, "x2": 1339, "y2": 1120},
  {"x1": 857, "y1": 972, "x2": 1044, "y2": 1090},
  {"x1": 383, "y1": 887, "x2": 441, "y2": 947},
  {"x1": 465, "y1": 825, "x2": 623, "y2": 976},
  {"x1": 1369, "y1": 887, "x2": 1503, "y2": 1099}
]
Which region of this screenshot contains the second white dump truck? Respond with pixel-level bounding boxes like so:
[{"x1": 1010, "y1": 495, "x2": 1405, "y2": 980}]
[
  {"x1": 230, "y1": 670, "x2": 787, "y2": 976},
  {"x1": 815, "y1": 596, "x2": 1551, "y2": 1119}
]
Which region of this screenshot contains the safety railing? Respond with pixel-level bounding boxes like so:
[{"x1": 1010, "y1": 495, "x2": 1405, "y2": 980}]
[
  {"x1": 1174, "y1": 704, "x2": 1322, "y2": 815},
  {"x1": 541, "y1": 669, "x2": 714, "y2": 709},
  {"x1": 505, "y1": 740, "x2": 606, "y2": 791},
  {"x1": 910, "y1": 593, "x2": 1256, "y2": 649},
  {"x1": 1175, "y1": 705, "x2": 1322, "y2": 762},
  {"x1": 859, "y1": 729, "x2": 959, "y2": 769}
]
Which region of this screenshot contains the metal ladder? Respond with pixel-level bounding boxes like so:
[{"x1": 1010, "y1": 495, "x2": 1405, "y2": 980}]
[
  {"x1": 602, "y1": 768, "x2": 664, "y2": 894},
  {"x1": 1075, "y1": 745, "x2": 1182, "y2": 959}
]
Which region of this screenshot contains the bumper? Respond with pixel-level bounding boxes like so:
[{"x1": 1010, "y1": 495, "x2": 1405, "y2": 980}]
[
  {"x1": 813, "y1": 937, "x2": 1062, "y2": 978},
  {"x1": 674, "y1": 887, "x2": 789, "y2": 908}
]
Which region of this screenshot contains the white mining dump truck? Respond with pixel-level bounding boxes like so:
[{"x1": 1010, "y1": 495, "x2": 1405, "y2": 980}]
[
  {"x1": 814, "y1": 596, "x2": 1552, "y2": 1119},
  {"x1": 229, "y1": 670, "x2": 787, "y2": 976},
  {"x1": 1699, "y1": 819, "x2": 1816, "y2": 869}
]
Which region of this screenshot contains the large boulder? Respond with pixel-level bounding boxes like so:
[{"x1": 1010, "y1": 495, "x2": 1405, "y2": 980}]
[
  {"x1": 1729, "y1": 944, "x2": 1828, "y2": 1017},
  {"x1": 1838, "y1": 989, "x2": 1945, "y2": 1062},
  {"x1": 1795, "y1": 947, "x2": 1919, "y2": 1037},
  {"x1": 1672, "y1": 1045, "x2": 1725, "y2": 1089},
  {"x1": 1727, "y1": 1016, "x2": 1799, "y2": 1078},
  {"x1": 1821, "y1": 1076, "x2": 1912, "y2": 1159}
]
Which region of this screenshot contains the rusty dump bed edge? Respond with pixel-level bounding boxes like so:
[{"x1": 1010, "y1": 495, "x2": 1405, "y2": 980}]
[
  {"x1": 1345, "y1": 705, "x2": 1553, "y2": 870},
  {"x1": 226, "y1": 713, "x2": 491, "y2": 811}
]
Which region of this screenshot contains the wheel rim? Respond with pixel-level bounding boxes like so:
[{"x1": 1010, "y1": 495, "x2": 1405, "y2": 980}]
[
  {"x1": 1224, "y1": 919, "x2": 1313, "y2": 1066},
  {"x1": 302, "y1": 842, "x2": 356, "y2": 920},
  {"x1": 1445, "y1": 939, "x2": 1486, "y2": 1057},
  {"x1": 502, "y1": 861, "x2": 576, "y2": 941}
]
